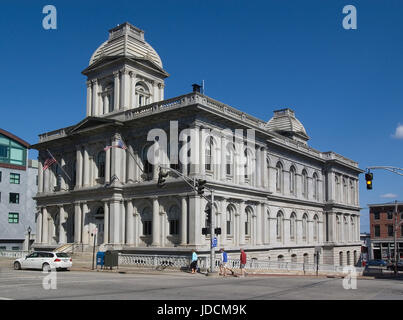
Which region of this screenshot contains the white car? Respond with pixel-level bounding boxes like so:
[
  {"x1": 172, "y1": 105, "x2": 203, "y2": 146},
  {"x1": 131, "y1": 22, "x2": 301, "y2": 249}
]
[{"x1": 13, "y1": 251, "x2": 72, "y2": 271}]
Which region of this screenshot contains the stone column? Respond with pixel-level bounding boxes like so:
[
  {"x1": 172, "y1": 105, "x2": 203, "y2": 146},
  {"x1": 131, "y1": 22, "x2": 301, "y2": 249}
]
[
  {"x1": 110, "y1": 199, "x2": 121, "y2": 244},
  {"x1": 199, "y1": 128, "x2": 205, "y2": 175},
  {"x1": 134, "y1": 209, "x2": 139, "y2": 247},
  {"x1": 105, "y1": 144, "x2": 111, "y2": 184},
  {"x1": 220, "y1": 135, "x2": 226, "y2": 181},
  {"x1": 111, "y1": 135, "x2": 121, "y2": 184},
  {"x1": 86, "y1": 80, "x2": 92, "y2": 116},
  {"x1": 239, "y1": 202, "x2": 246, "y2": 245},
  {"x1": 74, "y1": 202, "x2": 82, "y2": 243},
  {"x1": 130, "y1": 72, "x2": 136, "y2": 108},
  {"x1": 38, "y1": 159, "x2": 43, "y2": 193},
  {"x1": 83, "y1": 147, "x2": 90, "y2": 187},
  {"x1": 127, "y1": 143, "x2": 135, "y2": 183},
  {"x1": 75, "y1": 147, "x2": 83, "y2": 189},
  {"x1": 103, "y1": 201, "x2": 109, "y2": 244},
  {"x1": 188, "y1": 195, "x2": 202, "y2": 246},
  {"x1": 120, "y1": 200, "x2": 126, "y2": 244},
  {"x1": 36, "y1": 208, "x2": 43, "y2": 244},
  {"x1": 126, "y1": 200, "x2": 134, "y2": 245},
  {"x1": 81, "y1": 203, "x2": 89, "y2": 245},
  {"x1": 268, "y1": 216, "x2": 277, "y2": 244},
  {"x1": 189, "y1": 128, "x2": 199, "y2": 176},
  {"x1": 113, "y1": 71, "x2": 120, "y2": 111},
  {"x1": 58, "y1": 205, "x2": 67, "y2": 244},
  {"x1": 263, "y1": 149, "x2": 268, "y2": 189},
  {"x1": 42, "y1": 207, "x2": 49, "y2": 244},
  {"x1": 92, "y1": 79, "x2": 98, "y2": 116},
  {"x1": 256, "y1": 203, "x2": 262, "y2": 245},
  {"x1": 120, "y1": 69, "x2": 130, "y2": 109},
  {"x1": 180, "y1": 196, "x2": 188, "y2": 246},
  {"x1": 152, "y1": 197, "x2": 160, "y2": 246},
  {"x1": 43, "y1": 165, "x2": 49, "y2": 192}
]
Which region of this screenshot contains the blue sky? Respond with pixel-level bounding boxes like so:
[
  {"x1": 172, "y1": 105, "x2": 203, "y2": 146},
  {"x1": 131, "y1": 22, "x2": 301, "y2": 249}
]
[{"x1": 0, "y1": 0, "x2": 402, "y2": 232}]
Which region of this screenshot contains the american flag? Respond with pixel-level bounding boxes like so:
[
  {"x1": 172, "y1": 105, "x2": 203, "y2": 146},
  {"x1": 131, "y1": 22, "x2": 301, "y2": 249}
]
[
  {"x1": 117, "y1": 139, "x2": 127, "y2": 150},
  {"x1": 104, "y1": 145, "x2": 113, "y2": 151},
  {"x1": 43, "y1": 155, "x2": 56, "y2": 171}
]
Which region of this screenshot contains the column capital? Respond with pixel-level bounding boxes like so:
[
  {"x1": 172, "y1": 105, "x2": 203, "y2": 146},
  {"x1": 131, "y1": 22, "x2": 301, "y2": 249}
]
[
  {"x1": 91, "y1": 79, "x2": 98, "y2": 84},
  {"x1": 113, "y1": 71, "x2": 120, "y2": 78},
  {"x1": 86, "y1": 80, "x2": 92, "y2": 87},
  {"x1": 120, "y1": 68, "x2": 130, "y2": 75},
  {"x1": 129, "y1": 71, "x2": 135, "y2": 78}
]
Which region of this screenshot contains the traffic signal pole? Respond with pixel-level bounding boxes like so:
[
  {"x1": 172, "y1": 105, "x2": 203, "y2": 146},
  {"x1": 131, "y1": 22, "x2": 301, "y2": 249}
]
[{"x1": 210, "y1": 190, "x2": 215, "y2": 274}]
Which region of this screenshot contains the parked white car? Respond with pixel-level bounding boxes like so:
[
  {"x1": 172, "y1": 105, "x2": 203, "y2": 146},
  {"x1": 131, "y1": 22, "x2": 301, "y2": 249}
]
[{"x1": 13, "y1": 251, "x2": 72, "y2": 271}]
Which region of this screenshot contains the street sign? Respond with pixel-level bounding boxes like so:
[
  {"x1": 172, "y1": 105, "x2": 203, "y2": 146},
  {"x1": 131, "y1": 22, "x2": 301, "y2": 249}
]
[{"x1": 212, "y1": 237, "x2": 217, "y2": 248}]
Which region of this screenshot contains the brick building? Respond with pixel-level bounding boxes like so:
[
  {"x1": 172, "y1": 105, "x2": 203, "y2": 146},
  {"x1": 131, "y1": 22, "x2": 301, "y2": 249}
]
[{"x1": 369, "y1": 201, "x2": 403, "y2": 261}]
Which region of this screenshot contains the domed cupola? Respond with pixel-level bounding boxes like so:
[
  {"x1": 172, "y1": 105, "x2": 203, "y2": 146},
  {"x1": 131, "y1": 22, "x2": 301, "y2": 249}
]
[
  {"x1": 266, "y1": 108, "x2": 310, "y2": 145},
  {"x1": 82, "y1": 22, "x2": 169, "y2": 118}
]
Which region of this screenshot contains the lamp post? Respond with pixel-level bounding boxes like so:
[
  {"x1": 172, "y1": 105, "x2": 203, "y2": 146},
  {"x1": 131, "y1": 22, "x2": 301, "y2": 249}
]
[{"x1": 27, "y1": 226, "x2": 32, "y2": 252}]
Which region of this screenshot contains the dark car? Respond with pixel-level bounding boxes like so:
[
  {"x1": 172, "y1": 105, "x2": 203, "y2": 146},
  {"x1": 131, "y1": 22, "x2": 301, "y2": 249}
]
[
  {"x1": 387, "y1": 261, "x2": 403, "y2": 271},
  {"x1": 367, "y1": 259, "x2": 387, "y2": 267}
]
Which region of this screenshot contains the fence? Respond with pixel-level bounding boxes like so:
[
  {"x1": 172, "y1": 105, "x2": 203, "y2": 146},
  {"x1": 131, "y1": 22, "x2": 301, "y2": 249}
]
[
  {"x1": 0, "y1": 250, "x2": 30, "y2": 259},
  {"x1": 118, "y1": 253, "x2": 364, "y2": 275}
]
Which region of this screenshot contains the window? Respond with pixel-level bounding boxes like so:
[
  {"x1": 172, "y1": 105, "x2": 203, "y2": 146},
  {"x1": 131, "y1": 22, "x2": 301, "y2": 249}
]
[
  {"x1": 313, "y1": 173, "x2": 319, "y2": 200},
  {"x1": 401, "y1": 225, "x2": 403, "y2": 237},
  {"x1": 302, "y1": 214, "x2": 308, "y2": 241},
  {"x1": 8, "y1": 213, "x2": 19, "y2": 224},
  {"x1": 245, "y1": 207, "x2": 252, "y2": 236},
  {"x1": 374, "y1": 212, "x2": 380, "y2": 220},
  {"x1": 336, "y1": 216, "x2": 341, "y2": 242},
  {"x1": 291, "y1": 254, "x2": 297, "y2": 263},
  {"x1": 205, "y1": 136, "x2": 213, "y2": 171},
  {"x1": 290, "y1": 212, "x2": 296, "y2": 240},
  {"x1": 387, "y1": 211, "x2": 393, "y2": 220},
  {"x1": 350, "y1": 180, "x2": 355, "y2": 204},
  {"x1": 278, "y1": 255, "x2": 284, "y2": 262},
  {"x1": 335, "y1": 176, "x2": 340, "y2": 201},
  {"x1": 0, "y1": 134, "x2": 26, "y2": 166},
  {"x1": 0, "y1": 171, "x2": 2, "y2": 182},
  {"x1": 10, "y1": 173, "x2": 20, "y2": 184},
  {"x1": 276, "y1": 162, "x2": 283, "y2": 192},
  {"x1": 388, "y1": 225, "x2": 393, "y2": 237},
  {"x1": 343, "y1": 178, "x2": 348, "y2": 202},
  {"x1": 244, "y1": 149, "x2": 251, "y2": 180},
  {"x1": 141, "y1": 207, "x2": 152, "y2": 236},
  {"x1": 374, "y1": 225, "x2": 380, "y2": 237},
  {"x1": 302, "y1": 170, "x2": 308, "y2": 198},
  {"x1": 135, "y1": 82, "x2": 150, "y2": 107},
  {"x1": 97, "y1": 151, "x2": 106, "y2": 178},
  {"x1": 289, "y1": 166, "x2": 296, "y2": 195},
  {"x1": 276, "y1": 211, "x2": 283, "y2": 241},
  {"x1": 313, "y1": 215, "x2": 319, "y2": 241},
  {"x1": 226, "y1": 144, "x2": 234, "y2": 176},
  {"x1": 168, "y1": 205, "x2": 180, "y2": 235},
  {"x1": 9, "y1": 193, "x2": 19, "y2": 204},
  {"x1": 226, "y1": 205, "x2": 234, "y2": 235}
]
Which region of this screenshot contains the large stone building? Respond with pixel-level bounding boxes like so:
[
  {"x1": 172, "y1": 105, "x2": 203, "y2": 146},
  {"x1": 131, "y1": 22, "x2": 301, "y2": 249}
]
[
  {"x1": 32, "y1": 22, "x2": 363, "y2": 265},
  {"x1": 0, "y1": 128, "x2": 37, "y2": 250}
]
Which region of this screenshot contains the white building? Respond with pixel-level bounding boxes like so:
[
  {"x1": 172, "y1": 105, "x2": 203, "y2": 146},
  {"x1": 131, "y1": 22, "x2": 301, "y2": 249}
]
[{"x1": 32, "y1": 22, "x2": 362, "y2": 266}]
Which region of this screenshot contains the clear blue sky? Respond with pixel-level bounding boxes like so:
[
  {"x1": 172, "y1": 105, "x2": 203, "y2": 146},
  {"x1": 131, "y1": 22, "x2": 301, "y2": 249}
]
[{"x1": 1, "y1": 0, "x2": 402, "y2": 232}]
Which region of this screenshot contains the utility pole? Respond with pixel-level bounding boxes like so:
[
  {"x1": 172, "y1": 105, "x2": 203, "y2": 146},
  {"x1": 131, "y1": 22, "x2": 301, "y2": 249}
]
[
  {"x1": 394, "y1": 200, "x2": 398, "y2": 277},
  {"x1": 210, "y1": 190, "x2": 215, "y2": 274}
]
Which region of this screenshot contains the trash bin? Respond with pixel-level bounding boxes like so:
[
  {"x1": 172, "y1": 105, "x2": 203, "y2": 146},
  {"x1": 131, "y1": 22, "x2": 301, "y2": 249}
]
[
  {"x1": 96, "y1": 251, "x2": 105, "y2": 269},
  {"x1": 104, "y1": 250, "x2": 119, "y2": 269}
]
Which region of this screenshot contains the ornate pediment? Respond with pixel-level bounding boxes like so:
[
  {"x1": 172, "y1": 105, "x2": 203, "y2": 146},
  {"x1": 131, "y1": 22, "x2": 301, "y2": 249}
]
[{"x1": 67, "y1": 117, "x2": 123, "y2": 135}]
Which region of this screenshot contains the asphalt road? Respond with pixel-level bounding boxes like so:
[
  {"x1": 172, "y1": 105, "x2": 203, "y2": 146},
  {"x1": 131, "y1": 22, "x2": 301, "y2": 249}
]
[{"x1": 0, "y1": 267, "x2": 403, "y2": 300}]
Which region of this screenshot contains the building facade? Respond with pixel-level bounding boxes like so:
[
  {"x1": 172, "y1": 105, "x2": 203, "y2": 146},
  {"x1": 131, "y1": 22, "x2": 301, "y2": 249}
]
[
  {"x1": 369, "y1": 201, "x2": 403, "y2": 261},
  {"x1": 0, "y1": 129, "x2": 37, "y2": 250},
  {"x1": 32, "y1": 22, "x2": 362, "y2": 265}
]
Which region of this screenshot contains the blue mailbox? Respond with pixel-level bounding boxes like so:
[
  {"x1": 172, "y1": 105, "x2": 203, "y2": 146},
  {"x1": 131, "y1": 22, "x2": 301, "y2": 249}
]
[{"x1": 96, "y1": 251, "x2": 105, "y2": 268}]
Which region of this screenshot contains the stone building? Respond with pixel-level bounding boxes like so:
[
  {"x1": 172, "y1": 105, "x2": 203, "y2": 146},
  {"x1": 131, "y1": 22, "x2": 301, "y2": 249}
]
[
  {"x1": 0, "y1": 128, "x2": 37, "y2": 250},
  {"x1": 32, "y1": 22, "x2": 362, "y2": 265}
]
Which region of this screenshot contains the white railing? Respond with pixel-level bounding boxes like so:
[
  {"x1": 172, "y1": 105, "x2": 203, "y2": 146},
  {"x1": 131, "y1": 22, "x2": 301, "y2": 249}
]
[
  {"x1": 117, "y1": 253, "x2": 364, "y2": 275},
  {"x1": 0, "y1": 250, "x2": 30, "y2": 259}
]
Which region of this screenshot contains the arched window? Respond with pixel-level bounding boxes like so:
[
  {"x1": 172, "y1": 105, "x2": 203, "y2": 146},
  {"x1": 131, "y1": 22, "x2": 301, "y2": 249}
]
[
  {"x1": 278, "y1": 255, "x2": 284, "y2": 262},
  {"x1": 344, "y1": 216, "x2": 348, "y2": 242},
  {"x1": 141, "y1": 207, "x2": 152, "y2": 236},
  {"x1": 226, "y1": 144, "x2": 234, "y2": 176},
  {"x1": 97, "y1": 151, "x2": 106, "y2": 178},
  {"x1": 289, "y1": 166, "x2": 296, "y2": 195},
  {"x1": 168, "y1": 205, "x2": 180, "y2": 235},
  {"x1": 337, "y1": 215, "x2": 342, "y2": 242},
  {"x1": 244, "y1": 148, "x2": 252, "y2": 181},
  {"x1": 205, "y1": 136, "x2": 213, "y2": 171},
  {"x1": 291, "y1": 254, "x2": 297, "y2": 263},
  {"x1": 350, "y1": 216, "x2": 355, "y2": 242},
  {"x1": 276, "y1": 211, "x2": 283, "y2": 241},
  {"x1": 335, "y1": 176, "x2": 340, "y2": 201},
  {"x1": 313, "y1": 173, "x2": 319, "y2": 200},
  {"x1": 302, "y1": 169, "x2": 308, "y2": 198},
  {"x1": 302, "y1": 213, "x2": 308, "y2": 242},
  {"x1": 339, "y1": 252, "x2": 343, "y2": 266},
  {"x1": 290, "y1": 212, "x2": 296, "y2": 241},
  {"x1": 245, "y1": 206, "x2": 252, "y2": 236},
  {"x1": 72, "y1": 160, "x2": 77, "y2": 187},
  {"x1": 276, "y1": 162, "x2": 283, "y2": 192},
  {"x1": 135, "y1": 82, "x2": 150, "y2": 107},
  {"x1": 350, "y1": 180, "x2": 355, "y2": 205},
  {"x1": 226, "y1": 205, "x2": 235, "y2": 235},
  {"x1": 343, "y1": 178, "x2": 348, "y2": 203},
  {"x1": 313, "y1": 215, "x2": 319, "y2": 242},
  {"x1": 347, "y1": 251, "x2": 351, "y2": 265},
  {"x1": 303, "y1": 253, "x2": 309, "y2": 264}
]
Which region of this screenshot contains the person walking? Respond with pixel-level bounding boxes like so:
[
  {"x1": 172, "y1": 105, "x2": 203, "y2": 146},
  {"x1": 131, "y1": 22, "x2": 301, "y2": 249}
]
[
  {"x1": 240, "y1": 248, "x2": 247, "y2": 277},
  {"x1": 219, "y1": 248, "x2": 234, "y2": 276},
  {"x1": 190, "y1": 249, "x2": 198, "y2": 274}
]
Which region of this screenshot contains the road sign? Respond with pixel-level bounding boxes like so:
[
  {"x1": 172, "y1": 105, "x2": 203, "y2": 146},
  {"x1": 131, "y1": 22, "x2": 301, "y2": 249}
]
[{"x1": 212, "y1": 237, "x2": 217, "y2": 248}]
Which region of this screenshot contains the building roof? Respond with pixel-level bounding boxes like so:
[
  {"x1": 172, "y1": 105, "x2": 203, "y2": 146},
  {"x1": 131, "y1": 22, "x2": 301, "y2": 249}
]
[
  {"x1": 0, "y1": 128, "x2": 30, "y2": 148},
  {"x1": 89, "y1": 22, "x2": 163, "y2": 69},
  {"x1": 368, "y1": 201, "x2": 403, "y2": 208},
  {"x1": 265, "y1": 108, "x2": 309, "y2": 142}
]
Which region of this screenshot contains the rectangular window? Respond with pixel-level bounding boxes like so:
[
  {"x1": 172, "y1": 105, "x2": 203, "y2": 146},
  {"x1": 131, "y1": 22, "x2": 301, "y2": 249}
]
[
  {"x1": 0, "y1": 171, "x2": 2, "y2": 182},
  {"x1": 12, "y1": 246, "x2": 20, "y2": 251},
  {"x1": 374, "y1": 212, "x2": 380, "y2": 220},
  {"x1": 169, "y1": 220, "x2": 179, "y2": 235},
  {"x1": 387, "y1": 212, "x2": 393, "y2": 219},
  {"x1": 9, "y1": 193, "x2": 19, "y2": 204},
  {"x1": 143, "y1": 221, "x2": 152, "y2": 236},
  {"x1": 10, "y1": 173, "x2": 20, "y2": 184},
  {"x1": 8, "y1": 213, "x2": 19, "y2": 224},
  {"x1": 388, "y1": 225, "x2": 394, "y2": 237},
  {"x1": 401, "y1": 225, "x2": 403, "y2": 237},
  {"x1": 374, "y1": 225, "x2": 380, "y2": 237}
]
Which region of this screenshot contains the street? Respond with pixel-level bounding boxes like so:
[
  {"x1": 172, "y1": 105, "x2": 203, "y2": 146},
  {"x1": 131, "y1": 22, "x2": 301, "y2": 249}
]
[{"x1": 0, "y1": 267, "x2": 402, "y2": 300}]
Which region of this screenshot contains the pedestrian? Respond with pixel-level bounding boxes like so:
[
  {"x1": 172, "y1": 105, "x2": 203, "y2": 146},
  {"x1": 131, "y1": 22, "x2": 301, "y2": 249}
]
[
  {"x1": 240, "y1": 248, "x2": 247, "y2": 277},
  {"x1": 219, "y1": 248, "x2": 234, "y2": 276},
  {"x1": 190, "y1": 249, "x2": 198, "y2": 274}
]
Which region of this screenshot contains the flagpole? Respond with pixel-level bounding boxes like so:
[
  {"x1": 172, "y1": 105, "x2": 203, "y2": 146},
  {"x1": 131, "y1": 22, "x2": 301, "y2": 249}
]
[
  {"x1": 46, "y1": 149, "x2": 72, "y2": 181},
  {"x1": 117, "y1": 137, "x2": 145, "y2": 173}
]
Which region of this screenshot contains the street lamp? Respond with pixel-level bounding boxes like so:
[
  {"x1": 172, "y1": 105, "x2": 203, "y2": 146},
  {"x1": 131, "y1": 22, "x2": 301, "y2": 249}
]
[{"x1": 27, "y1": 226, "x2": 32, "y2": 252}]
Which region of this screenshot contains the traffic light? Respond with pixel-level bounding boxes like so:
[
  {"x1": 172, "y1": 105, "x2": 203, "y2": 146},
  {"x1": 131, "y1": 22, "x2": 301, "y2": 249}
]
[
  {"x1": 157, "y1": 168, "x2": 169, "y2": 187},
  {"x1": 365, "y1": 172, "x2": 373, "y2": 190},
  {"x1": 215, "y1": 227, "x2": 221, "y2": 235},
  {"x1": 196, "y1": 179, "x2": 207, "y2": 195},
  {"x1": 205, "y1": 205, "x2": 211, "y2": 226}
]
